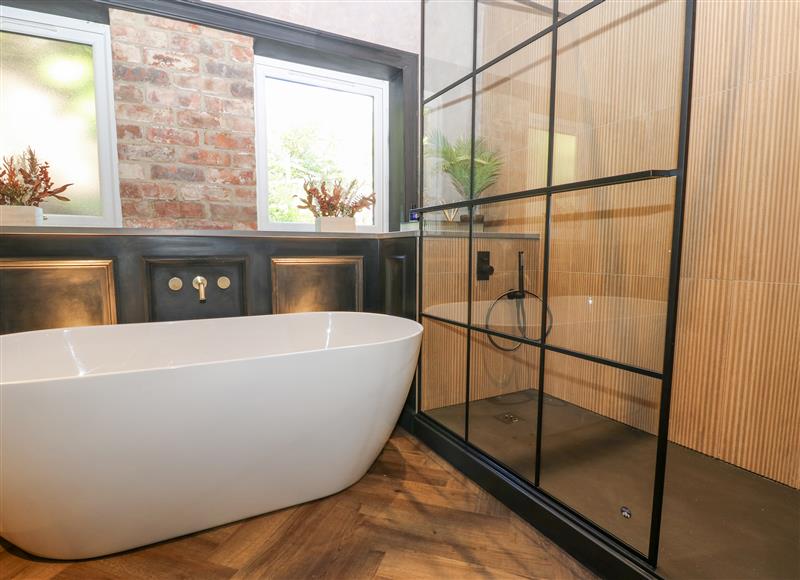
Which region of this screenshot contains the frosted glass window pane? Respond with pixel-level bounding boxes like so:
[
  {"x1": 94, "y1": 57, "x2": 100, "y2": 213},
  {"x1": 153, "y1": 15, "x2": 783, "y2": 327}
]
[
  {"x1": 264, "y1": 77, "x2": 375, "y2": 226},
  {"x1": 0, "y1": 31, "x2": 101, "y2": 216}
]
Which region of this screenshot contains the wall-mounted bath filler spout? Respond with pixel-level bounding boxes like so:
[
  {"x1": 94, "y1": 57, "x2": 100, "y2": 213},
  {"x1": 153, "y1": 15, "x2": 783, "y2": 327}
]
[{"x1": 192, "y1": 276, "x2": 208, "y2": 303}]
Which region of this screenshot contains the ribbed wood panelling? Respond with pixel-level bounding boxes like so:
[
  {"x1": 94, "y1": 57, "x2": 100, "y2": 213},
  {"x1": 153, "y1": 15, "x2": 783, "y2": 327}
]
[
  {"x1": 669, "y1": 0, "x2": 800, "y2": 488},
  {"x1": 421, "y1": 0, "x2": 800, "y2": 488},
  {"x1": 470, "y1": 332, "x2": 540, "y2": 401},
  {"x1": 729, "y1": 73, "x2": 800, "y2": 285},
  {"x1": 420, "y1": 318, "x2": 467, "y2": 420},
  {"x1": 665, "y1": 279, "x2": 729, "y2": 454},
  {"x1": 716, "y1": 282, "x2": 800, "y2": 486},
  {"x1": 421, "y1": 234, "x2": 469, "y2": 324},
  {"x1": 477, "y1": 0, "x2": 551, "y2": 67},
  {"x1": 421, "y1": 319, "x2": 541, "y2": 413},
  {"x1": 475, "y1": 35, "x2": 551, "y2": 196},
  {"x1": 553, "y1": 0, "x2": 684, "y2": 184},
  {"x1": 543, "y1": 351, "x2": 660, "y2": 436},
  {"x1": 422, "y1": 230, "x2": 543, "y2": 409},
  {"x1": 472, "y1": 237, "x2": 541, "y2": 300},
  {"x1": 422, "y1": 200, "x2": 545, "y2": 326},
  {"x1": 547, "y1": 180, "x2": 674, "y2": 372}
]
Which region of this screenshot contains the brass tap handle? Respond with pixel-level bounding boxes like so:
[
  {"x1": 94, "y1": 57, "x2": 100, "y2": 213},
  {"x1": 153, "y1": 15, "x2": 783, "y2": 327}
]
[{"x1": 192, "y1": 276, "x2": 208, "y2": 302}]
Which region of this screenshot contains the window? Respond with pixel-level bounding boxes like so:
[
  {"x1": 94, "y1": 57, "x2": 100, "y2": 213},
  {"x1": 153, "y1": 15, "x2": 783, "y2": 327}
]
[
  {"x1": 254, "y1": 57, "x2": 389, "y2": 232},
  {"x1": 0, "y1": 6, "x2": 120, "y2": 227}
]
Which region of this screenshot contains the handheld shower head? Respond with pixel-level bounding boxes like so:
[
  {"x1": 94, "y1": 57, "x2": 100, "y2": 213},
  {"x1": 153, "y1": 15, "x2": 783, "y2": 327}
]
[
  {"x1": 508, "y1": 251, "x2": 525, "y2": 300},
  {"x1": 486, "y1": 249, "x2": 553, "y2": 350}
]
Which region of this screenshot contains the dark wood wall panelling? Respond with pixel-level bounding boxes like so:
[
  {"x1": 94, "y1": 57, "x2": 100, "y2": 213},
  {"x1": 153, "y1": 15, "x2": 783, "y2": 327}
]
[
  {"x1": 145, "y1": 257, "x2": 248, "y2": 321},
  {"x1": 380, "y1": 235, "x2": 418, "y2": 321},
  {"x1": 271, "y1": 256, "x2": 364, "y2": 314},
  {"x1": 0, "y1": 232, "x2": 416, "y2": 329},
  {"x1": 0, "y1": 259, "x2": 117, "y2": 334}
]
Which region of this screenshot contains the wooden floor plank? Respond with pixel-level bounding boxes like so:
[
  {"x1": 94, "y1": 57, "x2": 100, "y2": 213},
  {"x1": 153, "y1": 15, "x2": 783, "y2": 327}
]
[
  {"x1": 374, "y1": 548, "x2": 531, "y2": 580},
  {"x1": 0, "y1": 429, "x2": 593, "y2": 580}
]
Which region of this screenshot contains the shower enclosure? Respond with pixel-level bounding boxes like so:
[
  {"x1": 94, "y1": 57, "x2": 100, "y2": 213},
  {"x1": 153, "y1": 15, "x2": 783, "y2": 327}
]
[
  {"x1": 417, "y1": 1, "x2": 799, "y2": 577},
  {"x1": 418, "y1": 0, "x2": 694, "y2": 565}
]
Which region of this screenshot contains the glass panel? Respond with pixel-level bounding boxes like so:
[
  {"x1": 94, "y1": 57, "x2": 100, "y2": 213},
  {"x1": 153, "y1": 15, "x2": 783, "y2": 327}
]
[
  {"x1": 553, "y1": 0, "x2": 685, "y2": 184},
  {"x1": 421, "y1": 318, "x2": 467, "y2": 438},
  {"x1": 540, "y1": 351, "x2": 659, "y2": 554},
  {"x1": 264, "y1": 77, "x2": 375, "y2": 226},
  {"x1": 472, "y1": 197, "x2": 547, "y2": 342},
  {"x1": 548, "y1": 178, "x2": 675, "y2": 372},
  {"x1": 476, "y1": 0, "x2": 552, "y2": 65},
  {"x1": 422, "y1": 208, "x2": 470, "y2": 325},
  {"x1": 423, "y1": 0, "x2": 474, "y2": 98},
  {"x1": 468, "y1": 333, "x2": 540, "y2": 480},
  {"x1": 557, "y1": 0, "x2": 594, "y2": 20},
  {"x1": 422, "y1": 80, "x2": 473, "y2": 207},
  {"x1": 0, "y1": 31, "x2": 100, "y2": 216},
  {"x1": 474, "y1": 36, "x2": 551, "y2": 199}
]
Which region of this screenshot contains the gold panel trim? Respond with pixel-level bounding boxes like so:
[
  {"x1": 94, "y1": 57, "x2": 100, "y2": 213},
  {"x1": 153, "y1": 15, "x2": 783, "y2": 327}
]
[
  {"x1": 271, "y1": 256, "x2": 364, "y2": 314},
  {"x1": 0, "y1": 259, "x2": 117, "y2": 332}
]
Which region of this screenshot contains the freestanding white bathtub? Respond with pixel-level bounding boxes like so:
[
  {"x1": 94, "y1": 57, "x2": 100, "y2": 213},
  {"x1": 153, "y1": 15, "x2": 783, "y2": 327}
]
[{"x1": 0, "y1": 312, "x2": 422, "y2": 560}]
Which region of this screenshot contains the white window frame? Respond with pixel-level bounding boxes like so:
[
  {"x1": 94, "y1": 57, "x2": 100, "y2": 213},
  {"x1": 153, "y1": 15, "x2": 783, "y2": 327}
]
[
  {"x1": 0, "y1": 6, "x2": 121, "y2": 227},
  {"x1": 254, "y1": 56, "x2": 389, "y2": 233}
]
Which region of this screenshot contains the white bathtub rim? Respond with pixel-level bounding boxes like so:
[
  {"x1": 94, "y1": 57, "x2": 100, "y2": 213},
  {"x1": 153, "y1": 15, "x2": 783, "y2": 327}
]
[{"x1": 0, "y1": 311, "x2": 422, "y2": 386}]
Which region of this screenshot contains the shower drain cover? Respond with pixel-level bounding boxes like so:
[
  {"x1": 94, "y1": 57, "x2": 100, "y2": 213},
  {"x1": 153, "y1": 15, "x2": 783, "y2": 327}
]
[{"x1": 495, "y1": 412, "x2": 522, "y2": 424}]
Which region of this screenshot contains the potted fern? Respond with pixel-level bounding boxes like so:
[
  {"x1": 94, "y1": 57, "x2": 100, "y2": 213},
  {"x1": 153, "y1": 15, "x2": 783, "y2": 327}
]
[
  {"x1": 296, "y1": 179, "x2": 376, "y2": 232},
  {"x1": 427, "y1": 133, "x2": 502, "y2": 227},
  {"x1": 0, "y1": 147, "x2": 72, "y2": 226}
]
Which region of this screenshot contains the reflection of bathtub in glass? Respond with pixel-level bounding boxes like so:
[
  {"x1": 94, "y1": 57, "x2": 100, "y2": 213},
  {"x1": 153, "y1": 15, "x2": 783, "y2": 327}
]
[{"x1": 424, "y1": 295, "x2": 667, "y2": 371}]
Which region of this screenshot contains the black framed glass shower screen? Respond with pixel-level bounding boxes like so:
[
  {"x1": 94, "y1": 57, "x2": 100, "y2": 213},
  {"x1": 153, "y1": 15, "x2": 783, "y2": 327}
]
[{"x1": 419, "y1": 0, "x2": 696, "y2": 569}]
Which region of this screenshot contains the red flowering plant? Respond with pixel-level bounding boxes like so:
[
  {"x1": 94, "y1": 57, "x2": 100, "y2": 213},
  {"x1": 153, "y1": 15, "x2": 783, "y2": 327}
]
[
  {"x1": 296, "y1": 179, "x2": 376, "y2": 218},
  {"x1": 0, "y1": 147, "x2": 72, "y2": 207}
]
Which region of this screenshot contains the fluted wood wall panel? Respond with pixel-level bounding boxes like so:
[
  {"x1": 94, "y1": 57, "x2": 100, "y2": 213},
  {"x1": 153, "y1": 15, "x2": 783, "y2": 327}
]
[
  {"x1": 552, "y1": 0, "x2": 684, "y2": 184},
  {"x1": 669, "y1": 0, "x2": 800, "y2": 488},
  {"x1": 421, "y1": 231, "x2": 543, "y2": 410},
  {"x1": 470, "y1": 332, "x2": 540, "y2": 402},
  {"x1": 544, "y1": 352, "x2": 660, "y2": 436},
  {"x1": 420, "y1": 318, "x2": 467, "y2": 419},
  {"x1": 421, "y1": 236, "x2": 470, "y2": 323},
  {"x1": 421, "y1": 319, "x2": 542, "y2": 414},
  {"x1": 421, "y1": 0, "x2": 800, "y2": 488}
]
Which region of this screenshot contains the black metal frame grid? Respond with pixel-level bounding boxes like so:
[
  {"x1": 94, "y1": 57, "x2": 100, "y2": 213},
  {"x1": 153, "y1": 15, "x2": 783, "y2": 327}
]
[{"x1": 417, "y1": 0, "x2": 696, "y2": 569}]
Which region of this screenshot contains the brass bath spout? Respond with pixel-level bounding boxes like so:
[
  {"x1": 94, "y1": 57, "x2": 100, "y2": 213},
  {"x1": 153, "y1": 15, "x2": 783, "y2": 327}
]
[{"x1": 192, "y1": 276, "x2": 208, "y2": 303}]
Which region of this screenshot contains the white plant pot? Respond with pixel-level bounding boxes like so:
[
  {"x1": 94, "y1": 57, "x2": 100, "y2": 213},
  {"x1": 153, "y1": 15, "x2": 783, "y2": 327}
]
[
  {"x1": 0, "y1": 206, "x2": 43, "y2": 226},
  {"x1": 315, "y1": 216, "x2": 356, "y2": 233}
]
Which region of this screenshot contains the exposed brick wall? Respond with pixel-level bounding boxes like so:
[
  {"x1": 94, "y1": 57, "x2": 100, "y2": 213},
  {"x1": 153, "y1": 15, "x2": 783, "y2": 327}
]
[{"x1": 110, "y1": 9, "x2": 257, "y2": 229}]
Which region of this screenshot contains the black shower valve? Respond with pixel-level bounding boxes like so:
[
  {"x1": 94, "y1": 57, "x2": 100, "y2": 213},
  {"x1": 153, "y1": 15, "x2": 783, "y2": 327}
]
[{"x1": 476, "y1": 251, "x2": 494, "y2": 281}]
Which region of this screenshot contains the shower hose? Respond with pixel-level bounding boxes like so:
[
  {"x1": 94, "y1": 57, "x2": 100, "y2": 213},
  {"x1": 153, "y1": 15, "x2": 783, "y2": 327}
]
[
  {"x1": 484, "y1": 251, "x2": 553, "y2": 352},
  {"x1": 485, "y1": 289, "x2": 553, "y2": 351}
]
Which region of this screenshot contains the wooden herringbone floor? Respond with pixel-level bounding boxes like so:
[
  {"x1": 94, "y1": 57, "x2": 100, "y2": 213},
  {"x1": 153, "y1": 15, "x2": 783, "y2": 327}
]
[{"x1": 0, "y1": 428, "x2": 595, "y2": 579}]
